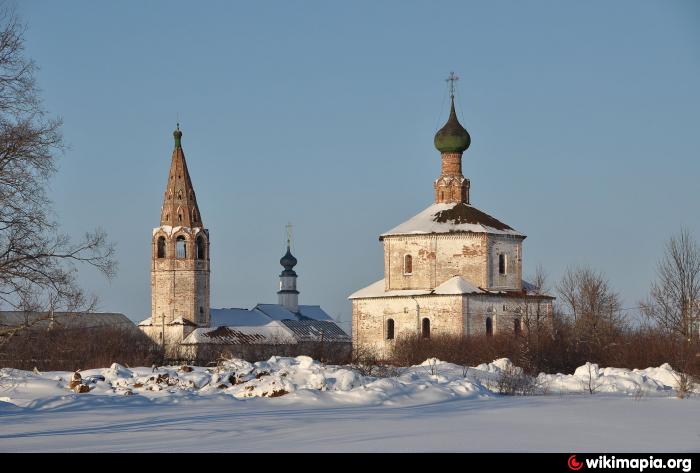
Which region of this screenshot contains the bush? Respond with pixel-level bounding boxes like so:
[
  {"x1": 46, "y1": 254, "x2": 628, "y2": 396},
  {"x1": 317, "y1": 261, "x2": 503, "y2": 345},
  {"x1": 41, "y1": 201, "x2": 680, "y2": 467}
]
[
  {"x1": 0, "y1": 327, "x2": 161, "y2": 371},
  {"x1": 386, "y1": 321, "x2": 700, "y2": 379}
]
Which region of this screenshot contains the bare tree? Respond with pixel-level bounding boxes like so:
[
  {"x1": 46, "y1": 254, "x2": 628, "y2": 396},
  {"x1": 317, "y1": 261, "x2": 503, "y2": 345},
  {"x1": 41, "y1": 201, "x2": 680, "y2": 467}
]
[
  {"x1": 517, "y1": 265, "x2": 553, "y2": 372},
  {"x1": 0, "y1": 6, "x2": 115, "y2": 344},
  {"x1": 642, "y1": 228, "x2": 700, "y2": 341},
  {"x1": 557, "y1": 266, "x2": 624, "y2": 361}
]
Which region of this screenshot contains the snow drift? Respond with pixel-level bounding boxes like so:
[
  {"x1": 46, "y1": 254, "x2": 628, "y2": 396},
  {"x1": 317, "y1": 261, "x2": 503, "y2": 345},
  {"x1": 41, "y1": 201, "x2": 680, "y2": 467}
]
[{"x1": 0, "y1": 356, "x2": 695, "y2": 410}]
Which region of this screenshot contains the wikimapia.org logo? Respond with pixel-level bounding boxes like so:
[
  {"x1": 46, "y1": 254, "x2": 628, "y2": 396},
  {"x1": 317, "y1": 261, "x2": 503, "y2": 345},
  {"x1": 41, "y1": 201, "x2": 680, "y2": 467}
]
[{"x1": 567, "y1": 454, "x2": 693, "y2": 472}]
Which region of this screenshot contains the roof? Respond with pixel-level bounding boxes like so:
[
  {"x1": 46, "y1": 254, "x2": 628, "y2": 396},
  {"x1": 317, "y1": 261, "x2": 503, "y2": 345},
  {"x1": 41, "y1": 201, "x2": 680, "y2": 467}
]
[
  {"x1": 158, "y1": 125, "x2": 204, "y2": 229},
  {"x1": 380, "y1": 202, "x2": 524, "y2": 239},
  {"x1": 349, "y1": 276, "x2": 553, "y2": 300},
  {"x1": 280, "y1": 320, "x2": 351, "y2": 343},
  {"x1": 349, "y1": 276, "x2": 484, "y2": 299},
  {"x1": 181, "y1": 322, "x2": 296, "y2": 345},
  {"x1": 255, "y1": 304, "x2": 334, "y2": 322},
  {"x1": 434, "y1": 96, "x2": 471, "y2": 154},
  {"x1": 177, "y1": 304, "x2": 350, "y2": 345},
  {"x1": 0, "y1": 311, "x2": 136, "y2": 331},
  {"x1": 209, "y1": 308, "x2": 271, "y2": 327}
]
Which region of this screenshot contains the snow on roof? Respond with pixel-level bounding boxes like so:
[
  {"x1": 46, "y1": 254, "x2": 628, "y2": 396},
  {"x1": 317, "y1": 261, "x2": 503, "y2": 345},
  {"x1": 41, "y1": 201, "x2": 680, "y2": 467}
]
[
  {"x1": 210, "y1": 308, "x2": 271, "y2": 327},
  {"x1": 182, "y1": 321, "x2": 296, "y2": 345},
  {"x1": 152, "y1": 225, "x2": 206, "y2": 237},
  {"x1": 349, "y1": 276, "x2": 485, "y2": 299},
  {"x1": 380, "y1": 202, "x2": 524, "y2": 238},
  {"x1": 433, "y1": 276, "x2": 483, "y2": 295}
]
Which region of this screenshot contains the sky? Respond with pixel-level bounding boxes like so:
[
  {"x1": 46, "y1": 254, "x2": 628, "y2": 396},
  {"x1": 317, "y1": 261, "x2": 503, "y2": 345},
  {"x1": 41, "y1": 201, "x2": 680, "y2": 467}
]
[{"x1": 17, "y1": 1, "x2": 700, "y2": 331}]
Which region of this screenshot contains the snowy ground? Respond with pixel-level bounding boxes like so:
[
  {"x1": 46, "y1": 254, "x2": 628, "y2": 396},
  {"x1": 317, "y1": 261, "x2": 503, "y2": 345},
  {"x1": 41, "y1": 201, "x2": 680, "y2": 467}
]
[{"x1": 1, "y1": 357, "x2": 698, "y2": 452}]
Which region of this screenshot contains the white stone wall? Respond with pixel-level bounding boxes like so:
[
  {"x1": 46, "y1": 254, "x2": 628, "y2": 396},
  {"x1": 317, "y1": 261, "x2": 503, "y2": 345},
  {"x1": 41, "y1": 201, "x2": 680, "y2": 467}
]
[
  {"x1": 151, "y1": 228, "x2": 210, "y2": 327},
  {"x1": 383, "y1": 234, "x2": 489, "y2": 291},
  {"x1": 352, "y1": 293, "x2": 553, "y2": 357},
  {"x1": 487, "y1": 235, "x2": 523, "y2": 291},
  {"x1": 353, "y1": 294, "x2": 464, "y2": 357}
]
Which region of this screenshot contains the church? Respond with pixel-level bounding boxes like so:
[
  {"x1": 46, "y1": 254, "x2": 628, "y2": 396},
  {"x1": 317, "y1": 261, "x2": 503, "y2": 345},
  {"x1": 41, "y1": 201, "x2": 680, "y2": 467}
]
[
  {"x1": 349, "y1": 83, "x2": 554, "y2": 357},
  {"x1": 138, "y1": 126, "x2": 350, "y2": 359}
]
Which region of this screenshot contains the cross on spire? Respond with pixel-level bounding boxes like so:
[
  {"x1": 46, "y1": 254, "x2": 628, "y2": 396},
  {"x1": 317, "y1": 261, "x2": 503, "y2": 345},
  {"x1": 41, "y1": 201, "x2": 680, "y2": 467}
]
[
  {"x1": 446, "y1": 71, "x2": 459, "y2": 98},
  {"x1": 286, "y1": 222, "x2": 293, "y2": 250}
]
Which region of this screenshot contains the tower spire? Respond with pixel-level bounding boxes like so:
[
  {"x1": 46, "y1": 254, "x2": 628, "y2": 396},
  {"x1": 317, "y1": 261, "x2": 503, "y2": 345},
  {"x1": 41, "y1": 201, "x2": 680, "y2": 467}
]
[
  {"x1": 160, "y1": 125, "x2": 203, "y2": 227},
  {"x1": 278, "y1": 224, "x2": 299, "y2": 313}
]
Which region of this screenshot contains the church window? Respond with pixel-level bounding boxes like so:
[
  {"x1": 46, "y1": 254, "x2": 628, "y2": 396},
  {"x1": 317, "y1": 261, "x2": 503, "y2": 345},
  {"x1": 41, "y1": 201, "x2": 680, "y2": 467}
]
[
  {"x1": 176, "y1": 236, "x2": 187, "y2": 258},
  {"x1": 178, "y1": 190, "x2": 183, "y2": 200},
  {"x1": 404, "y1": 254, "x2": 413, "y2": 275},
  {"x1": 486, "y1": 317, "x2": 493, "y2": 336},
  {"x1": 421, "y1": 318, "x2": 430, "y2": 338},
  {"x1": 498, "y1": 254, "x2": 507, "y2": 275},
  {"x1": 178, "y1": 213, "x2": 182, "y2": 223},
  {"x1": 514, "y1": 318, "x2": 521, "y2": 335},
  {"x1": 386, "y1": 319, "x2": 395, "y2": 340},
  {"x1": 157, "y1": 236, "x2": 166, "y2": 258},
  {"x1": 196, "y1": 235, "x2": 206, "y2": 259}
]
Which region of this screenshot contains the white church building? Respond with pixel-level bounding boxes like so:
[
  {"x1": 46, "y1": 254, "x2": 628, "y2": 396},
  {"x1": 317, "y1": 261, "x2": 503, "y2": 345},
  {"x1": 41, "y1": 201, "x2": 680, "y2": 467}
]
[{"x1": 350, "y1": 86, "x2": 554, "y2": 358}]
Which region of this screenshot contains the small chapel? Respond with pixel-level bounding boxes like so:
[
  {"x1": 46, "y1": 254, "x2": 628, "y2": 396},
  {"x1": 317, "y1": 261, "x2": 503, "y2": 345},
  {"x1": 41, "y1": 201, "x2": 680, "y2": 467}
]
[
  {"x1": 349, "y1": 78, "x2": 554, "y2": 357},
  {"x1": 138, "y1": 126, "x2": 349, "y2": 358}
]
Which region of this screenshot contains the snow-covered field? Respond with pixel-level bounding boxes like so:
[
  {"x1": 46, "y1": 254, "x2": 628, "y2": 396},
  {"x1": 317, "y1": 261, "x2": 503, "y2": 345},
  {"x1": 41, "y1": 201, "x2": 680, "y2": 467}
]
[{"x1": 1, "y1": 357, "x2": 698, "y2": 452}]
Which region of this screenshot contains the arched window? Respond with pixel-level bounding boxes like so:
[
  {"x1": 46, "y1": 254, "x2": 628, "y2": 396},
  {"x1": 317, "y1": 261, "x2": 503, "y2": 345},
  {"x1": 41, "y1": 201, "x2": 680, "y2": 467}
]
[
  {"x1": 498, "y1": 254, "x2": 507, "y2": 275},
  {"x1": 514, "y1": 318, "x2": 521, "y2": 335},
  {"x1": 422, "y1": 318, "x2": 430, "y2": 339},
  {"x1": 156, "y1": 236, "x2": 166, "y2": 258},
  {"x1": 178, "y1": 213, "x2": 183, "y2": 223},
  {"x1": 386, "y1": 319, "x2": 395, "y2": 340},
  {"x1": 196, "y1": 235, "x2": 206, "y2": 260},
  {"x1": 176, "y1": 235, "x2": 186, "y2": 258},
  {"x1": 404, "y1": 254, "x2": 413, "y2": 275},
  {"x1": 486, "y1": 317, "x2": 493, "y2": 337}
]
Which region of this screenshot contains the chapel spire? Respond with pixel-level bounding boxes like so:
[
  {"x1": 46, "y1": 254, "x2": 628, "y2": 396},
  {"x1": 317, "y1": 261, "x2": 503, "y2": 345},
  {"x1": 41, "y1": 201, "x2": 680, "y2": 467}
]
[
  {"x1": 160, "y1": 125, "x2": 204, "y2": 228},
  {"x1": 433, "y1": 72, "x2": 471, "y2": 204},
  {"x1": 278, "y1": 223, "x2": 299, "y2": 313}
]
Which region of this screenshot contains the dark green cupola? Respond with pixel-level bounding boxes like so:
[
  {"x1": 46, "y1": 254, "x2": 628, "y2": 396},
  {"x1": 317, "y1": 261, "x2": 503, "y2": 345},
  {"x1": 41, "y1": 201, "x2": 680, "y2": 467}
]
[
  {"x1": 173, "y1": 123, "x2": 182, "y2": 149},
  {"x1": 434, "y1": 97, "x2": 471, "y2": 154}
]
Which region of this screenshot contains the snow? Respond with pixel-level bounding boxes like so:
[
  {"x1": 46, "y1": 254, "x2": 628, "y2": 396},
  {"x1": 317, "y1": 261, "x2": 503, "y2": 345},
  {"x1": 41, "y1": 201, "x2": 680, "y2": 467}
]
[
  {"x1": 349, "y1": 276, "x2": 483, "y2": 299},
  {"x1": 380, "y1": 203, "x2": 524, "y2": 238},
  {"x1": 433, "y1": 276, "x2": 483, "y2": 295},
  {"x1": 182, "y1": 322, "x2": 297, "y2": 345},
  {"x1": 152, "y1": 225, "x2": 205, "y2": 237},
  {"x1": 0, "y1": 358, "x2": 698, "y2": 452}
]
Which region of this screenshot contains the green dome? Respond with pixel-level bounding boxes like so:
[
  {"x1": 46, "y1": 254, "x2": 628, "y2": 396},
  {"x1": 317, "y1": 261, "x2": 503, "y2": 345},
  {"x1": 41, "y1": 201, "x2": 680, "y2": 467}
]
[{"x1": 434, "y1": 98, "x2": 471, "y2": 153}]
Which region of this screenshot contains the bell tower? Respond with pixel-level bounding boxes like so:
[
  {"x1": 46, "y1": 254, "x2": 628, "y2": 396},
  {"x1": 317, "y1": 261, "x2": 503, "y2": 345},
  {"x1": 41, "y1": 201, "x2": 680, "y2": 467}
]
[{"x1": 151, "y1": 125, "x2": 210, "y2": 327}]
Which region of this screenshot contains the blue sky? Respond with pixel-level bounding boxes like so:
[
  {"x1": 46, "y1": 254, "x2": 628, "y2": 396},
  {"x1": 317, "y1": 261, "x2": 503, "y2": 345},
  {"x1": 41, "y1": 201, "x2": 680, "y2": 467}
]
[{"x1": 18, "y1": 1, "x2": 700, "y2": 329}]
